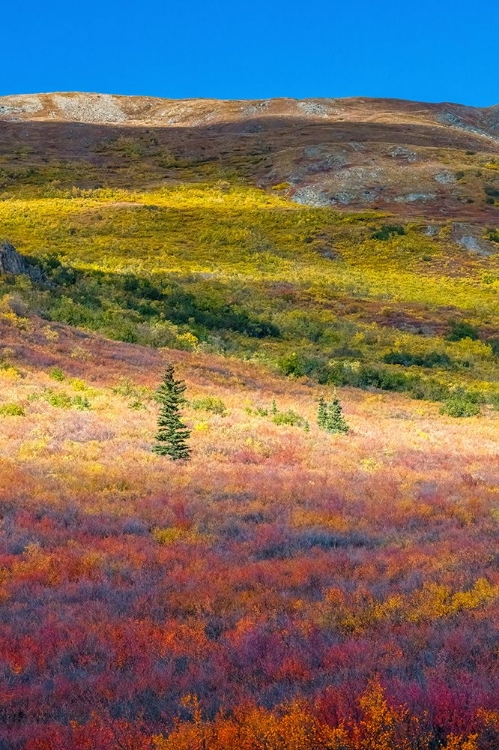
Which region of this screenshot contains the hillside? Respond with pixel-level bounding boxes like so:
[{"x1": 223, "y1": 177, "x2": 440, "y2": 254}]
[
  {"x1": 1, "y1": 94, "x2": 499, "y2": 409},
  {"x1": 0, "y1": 93, "x2": 499, "y2": 748},
  {"x1": 1, "y1": 92, "x2": 499, "y2": 219},
  {"x1": 0, "y1": 311, "x2": 498, "y2": 748}
]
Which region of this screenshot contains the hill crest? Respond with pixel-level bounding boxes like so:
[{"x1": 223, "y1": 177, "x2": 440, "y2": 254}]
[{"x1": 1, "y1": 92, "x2": 498, "y2": 133}]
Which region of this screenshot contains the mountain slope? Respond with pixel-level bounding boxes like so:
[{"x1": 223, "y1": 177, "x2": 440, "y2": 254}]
[
  {"x1": 0, "y1": 311, "x2": 498, "y2": 747},
  {"x1": 1, "y1": 92, "x2": 499, "y2": 218},
  {"x1": 1, "y1": 93, "x2": 499, "y2": 748},
  {"x1": 0, "y1": 92, "x2": 499, "y2": 407}
]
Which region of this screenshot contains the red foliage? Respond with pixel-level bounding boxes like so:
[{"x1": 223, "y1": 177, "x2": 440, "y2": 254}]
[{"x1": 0, "y1": 319, "x2": 498, "y2": 747}]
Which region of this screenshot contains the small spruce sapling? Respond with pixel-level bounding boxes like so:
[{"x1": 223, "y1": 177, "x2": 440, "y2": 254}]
[
  {"x1": 317, "y1": 395, "x2": 349, "y2": 433},
  {"x1": 153, "y1": 364, "x2": 191, "y2": 459}
]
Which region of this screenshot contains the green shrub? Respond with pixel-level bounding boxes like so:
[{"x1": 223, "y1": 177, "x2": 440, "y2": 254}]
[
  {"x1": 440, "y1": 397, "x2": 481, "y2": 418},
  {"x1": 409, "y1": 378, "x2": 450, "y2": 402},
  {"x1": 0, "y1": 403, "x2": 25, "y2": 416},
  {"x1": 42, "y1": 389, "x2": 91, "y2": 410},
  {"x1": 113, "y1": 379, "x2": 137, "y2": 398},
  {"x1": 46, "y1": 391, "x2": 73, "y2": 409},
  {"x1": 246, "y1": 406, "x2": 269, "y2": 417},
  {"x1": 191, "y1": 396, "x2": 227, "y2": 416},
  {"x1": 49, "y1": 367, "x2": 65, "y2": 381},
  {"x1": 326, "y1": 361, "x2": 454, "y2": 403},
  {"x1": 371, "y1": 224, "x2": 405, "y2": 241},
  {"x1": 129, "y1": 399, "x2": 144, "y2": 410},
  {"x1": 248, "y1": 400, "x2": 307, "y2": 428},
  {"x1": 277, "y1": 352, "x2": 308, "y2": 377},
  {"x1": 446, "y1": 321, "x2": 479, "y2": 342},
  {"x1": 488, "y1": 393, "x2": 499, "y2": 410},
  {"x1": 383, "y1": 350, "x2": 453, "y2": 369},
  {"x1": 486, "y1": 228, "x2": 499, "y2": 244},
  {"x1": 353, "y1": 366, "x2": 412, "y2": 392},
  {"x1": 271, "y1": 409, "x2": 306, "y2": 428},
  {"x1": 73, "y1": 395, "x2": 91, "y2": 410},
  {"x1": 322, "y1": 361, "x2": 351, "y2": 387}
]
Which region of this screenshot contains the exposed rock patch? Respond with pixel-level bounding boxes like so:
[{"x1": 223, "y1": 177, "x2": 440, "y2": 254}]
[
  {"x1": 292, "y1": 187, "x2": 331, "y2": 207},
  {"x1": 389, "y1": 146, "x2": 418, "y2": 162},
  {"x1": 52, "y1": 93, "x2": 127, "y2": 124},
  {"x1": 437, "y1": 111, "x2": 499, "y2": 143},
  {"x1": 0, "y1": 242, "x2": 46, "y2": 283},
  {"x1": 434, "y1": 171, "x2": 455, "y2": 185},
  {"x1": 422, "y1": 225, "x2": 441, "y2": 237},
  {"x1": 451, "y1": 224, "x2": 497, "y2": 256},
  {"x1": 0, "y1": 96, "x2": 43, "y2": 119},
  {"x1": 394, "y1": 193, "x2": 437, "y2": 203}
]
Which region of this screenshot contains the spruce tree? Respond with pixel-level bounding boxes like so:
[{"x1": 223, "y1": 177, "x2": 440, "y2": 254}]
[
  {"x1": 317, "y1": 396, "x2": 328, "y2": 430},
  {"x1": 317, "y1": 395, "x2": 349, "y2": 434},
  {"x1": 153, "y1": 364, "x2": 191, "y2": 459}
]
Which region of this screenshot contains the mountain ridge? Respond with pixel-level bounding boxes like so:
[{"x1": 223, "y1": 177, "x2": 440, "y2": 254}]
[{"x1": 1, "y1": 92, "x2": 498, "y2": 132}]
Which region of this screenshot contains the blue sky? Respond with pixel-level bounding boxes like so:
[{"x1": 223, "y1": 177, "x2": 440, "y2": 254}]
[{"x1": 2, "y1": 0, "x2": 497, "y2": 106}]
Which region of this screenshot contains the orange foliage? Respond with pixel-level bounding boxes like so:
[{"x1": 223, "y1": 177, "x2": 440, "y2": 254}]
[{"x1": 0, "y1": 316, "x2": 498, "y2": 748}]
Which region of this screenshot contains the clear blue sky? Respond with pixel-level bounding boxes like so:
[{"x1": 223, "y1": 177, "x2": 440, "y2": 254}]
[{"x1": 2, "y1": 0, "x2": 497, "y2": 107}]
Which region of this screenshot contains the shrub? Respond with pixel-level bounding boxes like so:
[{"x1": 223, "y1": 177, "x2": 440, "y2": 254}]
[
  {"x1": 486, "y1": 228, "x2": 499, "y2": 244},
  {"x1": 69, "y1": 378, "x2": 87, "y2": 391},
  {"x1": 277, "y1": 352, "x2": 308, "y2": 377},
  {"x1": 46, "y1": 391, "x2": 73, "y2": 409},
  {"x1": 49, "y1": 367, "x2": 65, "y2": 381},
  {"x1": 38, "y1": 388, "x2": 91, "y2": 410},
  {"x1": 322, "y1": 361, "x2": 351, "y2": 386},
  {"x1": 383, "y1": 350, "x2": 453, "y2": 369},
  {"x1": 152, "y1": 527, "x2": 186, "y2": 544},
  {"x1": 488, "y1": 393, "x2": 499, "y2": 410},
  {"x1": 440, "y1": 397, "x2": 481, "y2": 418},
  {"x1": 0, "y1": 403, "x2": 25, "y2": 416},
  {"x1": 371, "y1": 224, "x2": 405, "y2": 241},
  {"x1": 129, "y1": 399, "x2": 144, "y2": 410},
  {"x1": 73, "y1": 395, "x2": 91, "y2": 410},
  {"x1": 191, "y1": 396, "x2": 227, "y2": 416},
  {"x1": 409, "y1": 378, "x2": 450, "y2": 401},
  {"x1": 446, "y1": 321, "x2": 479, "y2": 342},
  {"x1": 271, "y1": 409, "x2": 306, "y2": 428},
  {"x1": 354, "y1": 366, "x2": 412, "y2": 392}
]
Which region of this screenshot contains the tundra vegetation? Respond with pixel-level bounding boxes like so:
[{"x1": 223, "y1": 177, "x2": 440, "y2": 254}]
[{"x1": 0, "y1": 130, "x2": 498, "y2": 748}]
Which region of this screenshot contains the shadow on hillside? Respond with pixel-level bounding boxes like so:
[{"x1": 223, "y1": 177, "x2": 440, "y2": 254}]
[{"x1": 1, "y1": 115, "x2": 497, "y2": 169}]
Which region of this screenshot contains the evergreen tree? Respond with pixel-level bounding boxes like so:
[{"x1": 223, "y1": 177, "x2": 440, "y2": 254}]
[
  {"x1": 317, "y1": 395, "x2": 349, "y2": 434},
  {"x1": 317, "y1": 396, "x2": 328, "y2": 430},
  {"x1": 153, "y1": 364, "x2": 191, "y2": 459}
]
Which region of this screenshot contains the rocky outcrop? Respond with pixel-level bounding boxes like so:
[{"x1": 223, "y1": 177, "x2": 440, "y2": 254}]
[
  {"x1": 0, "y1": 241, "x2": 46, "y2": 283},
  {"x1": 450, "y1": 224, "x2": 497, "y2": 256}
]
